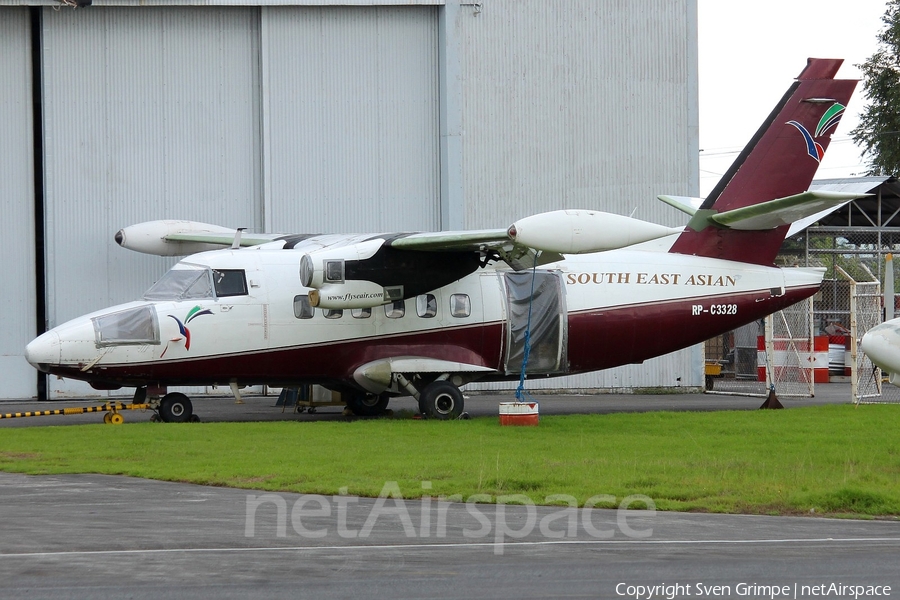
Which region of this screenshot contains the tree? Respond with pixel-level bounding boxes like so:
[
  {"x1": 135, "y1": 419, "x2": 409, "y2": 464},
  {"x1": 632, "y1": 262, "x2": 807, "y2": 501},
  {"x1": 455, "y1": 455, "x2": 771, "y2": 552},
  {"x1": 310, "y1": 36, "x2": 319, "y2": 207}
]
[{"x1": 851, "y1": 0, "x2": 900, "y2": 176}]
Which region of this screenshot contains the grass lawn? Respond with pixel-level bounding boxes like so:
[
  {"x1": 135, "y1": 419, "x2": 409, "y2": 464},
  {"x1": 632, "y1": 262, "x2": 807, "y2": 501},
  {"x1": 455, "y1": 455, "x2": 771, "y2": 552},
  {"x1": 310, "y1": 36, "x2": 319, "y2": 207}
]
[{"x1": 1, "y1": 404, "x2": 899, "y2": 517}]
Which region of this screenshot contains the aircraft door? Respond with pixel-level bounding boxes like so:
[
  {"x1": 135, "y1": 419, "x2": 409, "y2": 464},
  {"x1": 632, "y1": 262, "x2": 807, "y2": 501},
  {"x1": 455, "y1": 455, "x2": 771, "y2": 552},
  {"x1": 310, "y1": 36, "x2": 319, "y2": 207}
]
[
  {"x1": 502, "y1": 270, "x2": 568, "y2": 375},
  {"x1": 208, "y1": 266, "x2": 268, "y2": 354}
]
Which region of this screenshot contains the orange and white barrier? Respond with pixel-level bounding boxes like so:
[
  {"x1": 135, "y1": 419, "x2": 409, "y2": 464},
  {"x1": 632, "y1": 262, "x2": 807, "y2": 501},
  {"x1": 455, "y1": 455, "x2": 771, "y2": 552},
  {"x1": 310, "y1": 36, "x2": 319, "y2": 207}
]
[{"x1": 757, "y1": 335, "x2": 830, "y2": 383}]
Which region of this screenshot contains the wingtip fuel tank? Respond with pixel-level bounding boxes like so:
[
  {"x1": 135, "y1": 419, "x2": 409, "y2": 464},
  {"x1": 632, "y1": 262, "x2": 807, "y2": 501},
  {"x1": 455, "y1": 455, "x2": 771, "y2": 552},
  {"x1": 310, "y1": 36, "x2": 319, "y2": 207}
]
[
  {"x1": 507, "y1": 210, "x2": 682, "y2": 254},
  {"x1": 115, "y1": 220, "x2": 238, "y2": 256}
]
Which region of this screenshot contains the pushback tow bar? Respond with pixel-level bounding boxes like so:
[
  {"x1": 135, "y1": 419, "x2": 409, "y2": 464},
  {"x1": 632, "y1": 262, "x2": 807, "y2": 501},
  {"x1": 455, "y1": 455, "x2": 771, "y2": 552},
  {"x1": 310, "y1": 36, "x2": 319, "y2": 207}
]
[{"x1": 0, "y1": 402, "x2": 152, "y2": 425}]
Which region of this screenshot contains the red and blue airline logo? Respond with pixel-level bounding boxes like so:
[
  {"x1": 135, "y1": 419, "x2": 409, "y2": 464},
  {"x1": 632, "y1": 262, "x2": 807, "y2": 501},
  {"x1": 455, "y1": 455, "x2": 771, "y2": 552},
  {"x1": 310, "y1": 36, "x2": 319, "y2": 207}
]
[
  {"x1": 786, "y1": 103, "x2": 845, "y2": 163},
  {"x1": 161, "y1": 305, "x2": 213, "y2": 357}
]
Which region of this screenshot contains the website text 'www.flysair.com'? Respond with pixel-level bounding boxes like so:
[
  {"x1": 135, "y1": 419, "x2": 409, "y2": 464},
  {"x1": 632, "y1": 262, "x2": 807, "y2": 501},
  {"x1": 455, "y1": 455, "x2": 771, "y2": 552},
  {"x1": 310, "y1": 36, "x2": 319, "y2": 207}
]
[{"x1": 325, "y1": 292, "x2": 382, "y2": 302}]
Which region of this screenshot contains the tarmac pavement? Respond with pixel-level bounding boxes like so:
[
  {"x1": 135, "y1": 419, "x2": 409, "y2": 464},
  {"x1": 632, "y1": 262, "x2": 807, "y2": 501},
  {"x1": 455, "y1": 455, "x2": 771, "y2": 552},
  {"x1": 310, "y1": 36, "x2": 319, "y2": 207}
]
[
  {"x1": 0, "y1": 382, "x2": 861, "y2": 427},
  {"x1": 2, "y1": 383, "x2": 898, "y2": 599},
  {"x1": 0, "y1": 471, "x2": 898, "y2": 600}
]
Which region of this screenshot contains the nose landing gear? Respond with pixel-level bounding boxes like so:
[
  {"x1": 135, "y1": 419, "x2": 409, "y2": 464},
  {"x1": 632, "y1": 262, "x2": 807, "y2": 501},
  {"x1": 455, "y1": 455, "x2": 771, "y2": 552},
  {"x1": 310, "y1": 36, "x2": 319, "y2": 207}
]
[
  {"x1": 158, "y1": 392, "x2": 194, "y2": 422},
  {"x1": 144, "y1": 389, "x2": 199, "y2": 423}
]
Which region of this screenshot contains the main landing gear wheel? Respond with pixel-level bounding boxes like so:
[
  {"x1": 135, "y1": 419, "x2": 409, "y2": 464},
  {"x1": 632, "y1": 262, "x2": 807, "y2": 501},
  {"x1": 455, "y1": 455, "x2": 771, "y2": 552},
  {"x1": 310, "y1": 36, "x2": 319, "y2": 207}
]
[
  {"x1": 345, "y1": 393, "x2": 390, "y2": 417},
  {"x1": 158, "y1": 392, "x2": 193, "y2": 423},
  {"x1": 418, "y1": 381, "x2": 464, "y2": 420}
]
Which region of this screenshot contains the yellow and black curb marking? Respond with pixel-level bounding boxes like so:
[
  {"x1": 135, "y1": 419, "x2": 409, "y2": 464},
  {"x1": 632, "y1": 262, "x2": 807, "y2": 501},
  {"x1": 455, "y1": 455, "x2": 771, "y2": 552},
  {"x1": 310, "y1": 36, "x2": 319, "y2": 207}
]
[{"x1": 0, "y1": 402, "x2": 152, "y2": 424}]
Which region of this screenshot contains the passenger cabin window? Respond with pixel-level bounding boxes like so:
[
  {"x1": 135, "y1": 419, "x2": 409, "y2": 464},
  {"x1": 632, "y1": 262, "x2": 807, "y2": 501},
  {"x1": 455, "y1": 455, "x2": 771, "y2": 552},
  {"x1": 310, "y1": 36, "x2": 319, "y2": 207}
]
[
  {"x1": 293, "y1": 295, "x2": 315, "y2": 319},
  {"x1": 324, "y1": 309, "x2": 343, "y2": 319},
  {"x1": 450, "y1": 294, "x2": 471, "y2": 318},
  {"x1": 384, "y1": 300, "x2": 405, "y2": 319},
  {"x1": 417, "y1": 294, "x2": 437, "y2": 318},
  {"x1": 213, "y1": 269, "x2": 248, "y2": 297},
  {"x1": 351, "y1": 308, "x2": 371, "y2": 319}
]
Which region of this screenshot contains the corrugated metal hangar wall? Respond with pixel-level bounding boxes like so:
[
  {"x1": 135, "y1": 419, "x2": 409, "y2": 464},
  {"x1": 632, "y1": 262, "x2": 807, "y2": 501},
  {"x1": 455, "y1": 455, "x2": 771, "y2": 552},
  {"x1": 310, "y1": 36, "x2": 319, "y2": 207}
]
[{"x1": 1, "y1": 0, "x2": 699, "y2": 399}]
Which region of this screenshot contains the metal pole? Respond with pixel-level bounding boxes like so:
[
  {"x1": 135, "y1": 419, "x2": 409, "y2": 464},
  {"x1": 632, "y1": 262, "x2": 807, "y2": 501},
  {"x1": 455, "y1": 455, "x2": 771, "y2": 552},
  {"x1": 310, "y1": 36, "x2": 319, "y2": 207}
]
[
  {"x1": 836, "y1": 266, "x2": 858, "y2": 405},
  {"x1": 886, "y1": 253, "x2": 894, "y2": 322},
  {"x1": 765, "y1": 313, "x2": 775, "y2": 390},
  {"x1": 807, "y1": 297, "x2": 815, "y2": 397}
]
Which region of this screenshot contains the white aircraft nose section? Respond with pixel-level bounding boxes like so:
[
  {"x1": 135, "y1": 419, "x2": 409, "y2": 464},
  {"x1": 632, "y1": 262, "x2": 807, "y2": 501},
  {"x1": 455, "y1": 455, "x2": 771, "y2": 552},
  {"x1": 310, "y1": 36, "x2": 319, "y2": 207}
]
[
  {"x1": 860, "y1": 320, "x2": 900, "y2": 376},
  {"x1": 25, "y1": 330, "x2": 61, "y2": 371}
]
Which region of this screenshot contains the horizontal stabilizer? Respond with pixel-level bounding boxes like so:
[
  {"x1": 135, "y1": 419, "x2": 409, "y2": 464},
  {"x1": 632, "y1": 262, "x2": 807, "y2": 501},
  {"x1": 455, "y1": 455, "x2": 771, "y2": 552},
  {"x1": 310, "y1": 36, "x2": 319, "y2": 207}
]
[
  {"x1": 710, "y1": 191, "x2": 868, "y2": 230},
  {"x1": 657, "y1": 195, "x2": 701, "y2": 217}
]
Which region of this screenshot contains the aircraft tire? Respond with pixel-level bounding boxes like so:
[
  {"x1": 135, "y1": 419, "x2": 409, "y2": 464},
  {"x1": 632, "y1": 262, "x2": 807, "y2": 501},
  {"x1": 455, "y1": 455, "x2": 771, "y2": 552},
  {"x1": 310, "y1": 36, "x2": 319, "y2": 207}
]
[
  {"x1": 345, "y1": 393, "x2": 389, "y2": 417},
  {"x1": 159, "y1": 392, "x2": 193, "y2": 423},
  {"x1": 419, "y1": 381, "x2": 464, "y2": 420}
]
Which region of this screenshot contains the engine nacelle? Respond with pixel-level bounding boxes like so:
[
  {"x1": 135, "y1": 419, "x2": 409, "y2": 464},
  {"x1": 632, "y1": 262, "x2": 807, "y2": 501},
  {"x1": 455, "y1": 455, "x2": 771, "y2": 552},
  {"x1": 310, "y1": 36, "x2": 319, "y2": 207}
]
[
  {"x1": 299, "y1": 239, "x2": 385, "y2": 289},
  {"x1": 507, "y1": 210, "x2": 682, "y2": 254},
  {"x1": 300, "y1": 238, "x2": 481, "y2": 308},
  {"x1": 115, "y1": 220, "x2": 238, "y2": 256}
]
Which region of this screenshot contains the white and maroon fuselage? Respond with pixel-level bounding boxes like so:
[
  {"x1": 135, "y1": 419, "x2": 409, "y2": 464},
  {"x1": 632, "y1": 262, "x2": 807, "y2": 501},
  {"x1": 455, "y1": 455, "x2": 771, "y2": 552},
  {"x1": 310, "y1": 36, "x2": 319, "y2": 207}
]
[{"x1": 25, "y1": 233, "x2": 823, "y2": 392}]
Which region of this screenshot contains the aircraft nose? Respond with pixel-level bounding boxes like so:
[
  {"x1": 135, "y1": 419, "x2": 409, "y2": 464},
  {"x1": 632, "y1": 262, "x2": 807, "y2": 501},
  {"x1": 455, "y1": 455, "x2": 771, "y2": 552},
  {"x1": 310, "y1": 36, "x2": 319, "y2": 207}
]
[
  {"x1": 860, "y1": 321, "x2": 900, "y2": 374},
  {"x1": 25, "y1": 330, "x2": 61, "y2": 372}
]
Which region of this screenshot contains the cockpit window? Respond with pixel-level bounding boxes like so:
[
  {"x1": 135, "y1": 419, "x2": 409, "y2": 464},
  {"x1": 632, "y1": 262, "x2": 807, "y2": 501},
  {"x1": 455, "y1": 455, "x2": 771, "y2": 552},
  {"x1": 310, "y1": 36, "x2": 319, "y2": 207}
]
[
  {"x1": 93, "y1": 305, "x2": 160, "y2": 347},
  {"x1": 212, "y1": 269, "x2": 248, "y2": 297},
  {"x1": 143, "y1": 268, "x2": 213, "y2": 301}
]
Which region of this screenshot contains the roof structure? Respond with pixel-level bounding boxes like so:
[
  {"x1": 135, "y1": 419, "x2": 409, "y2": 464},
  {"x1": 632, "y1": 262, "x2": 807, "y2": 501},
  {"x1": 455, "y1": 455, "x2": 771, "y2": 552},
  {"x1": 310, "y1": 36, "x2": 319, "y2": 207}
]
[{"x1": 810, "y1": 176, "x2": 900, "y2": 229}]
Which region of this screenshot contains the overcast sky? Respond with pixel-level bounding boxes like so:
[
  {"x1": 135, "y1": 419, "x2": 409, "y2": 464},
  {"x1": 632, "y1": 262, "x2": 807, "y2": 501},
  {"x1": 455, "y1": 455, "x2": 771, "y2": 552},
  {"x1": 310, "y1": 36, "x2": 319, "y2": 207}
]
[{"x1": 698, "y1": 0, "x2": 889, "y2": 195}]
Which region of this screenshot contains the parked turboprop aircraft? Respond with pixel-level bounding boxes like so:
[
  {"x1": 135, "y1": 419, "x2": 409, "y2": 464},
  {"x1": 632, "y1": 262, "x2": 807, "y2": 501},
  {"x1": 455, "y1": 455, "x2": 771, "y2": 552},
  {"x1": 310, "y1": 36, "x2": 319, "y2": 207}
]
[
  {"x1": 861, "y1": 319, "x2": 900, "y2": 385},
  {"x1": 26, "y1": 58, "x2": 861, "y2": 421}
]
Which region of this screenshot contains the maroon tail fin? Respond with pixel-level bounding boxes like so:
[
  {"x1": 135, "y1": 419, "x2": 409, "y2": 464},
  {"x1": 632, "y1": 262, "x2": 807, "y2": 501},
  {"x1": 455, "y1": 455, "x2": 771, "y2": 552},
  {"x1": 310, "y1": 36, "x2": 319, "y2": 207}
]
[{"x1": 669, "y1": 58, "x2": 858, "y2": 265}]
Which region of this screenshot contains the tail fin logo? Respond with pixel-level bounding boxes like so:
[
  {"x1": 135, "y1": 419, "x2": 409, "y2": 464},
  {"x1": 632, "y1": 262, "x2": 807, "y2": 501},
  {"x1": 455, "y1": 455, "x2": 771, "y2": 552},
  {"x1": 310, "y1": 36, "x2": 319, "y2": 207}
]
[{"x1": 786, "y1": 103, "x2": 846, "y2": 163}]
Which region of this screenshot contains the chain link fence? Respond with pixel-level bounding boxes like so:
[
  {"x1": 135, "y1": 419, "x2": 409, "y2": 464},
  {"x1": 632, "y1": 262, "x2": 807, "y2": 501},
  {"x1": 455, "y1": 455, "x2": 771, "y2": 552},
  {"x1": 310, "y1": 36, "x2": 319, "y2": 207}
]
[
  {"x1": 765, "y1": 298, "x2": 815, "y2": 398},
  {"x1": 804, "y1": 227, "x2": 900, "y2": 404},
  {"x1": 851, "y1": 278, "x2": 886, "y2": 403},
  {"x1": 705, "y1": 226, "x2": 900, "y2": 403},
  {"x1": 704, "y1": 306, "x2": 814, "y2": 398},
  {"x1": 703, "y1": 321, "x2": 763, "y2": 396}
]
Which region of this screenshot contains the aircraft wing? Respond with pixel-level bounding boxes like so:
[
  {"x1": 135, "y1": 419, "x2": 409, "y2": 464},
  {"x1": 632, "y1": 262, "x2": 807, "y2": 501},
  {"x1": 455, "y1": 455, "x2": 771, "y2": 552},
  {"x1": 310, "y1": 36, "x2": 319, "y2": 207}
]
[
  {"x1": 118, "y1": 210, "x2": 680, "y2": 260},
  {"x1": 386, "y1": 229, "x2": 509, "y2": 252},
  {"x1": 386, "y1": 229, "x2": 565, "y2": 271},
  {"x1": 116, "y1": 210, "x2": 682, "y2": 310}
]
